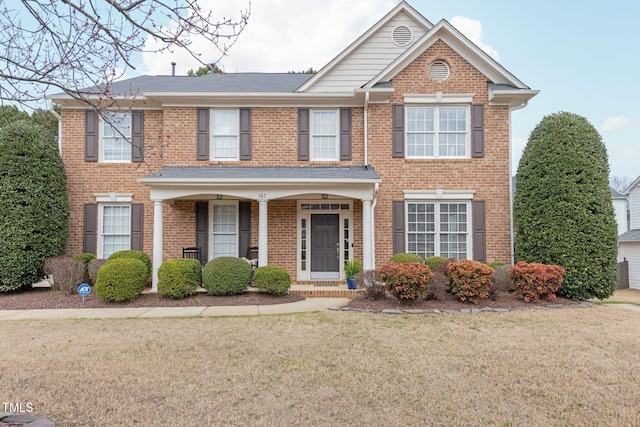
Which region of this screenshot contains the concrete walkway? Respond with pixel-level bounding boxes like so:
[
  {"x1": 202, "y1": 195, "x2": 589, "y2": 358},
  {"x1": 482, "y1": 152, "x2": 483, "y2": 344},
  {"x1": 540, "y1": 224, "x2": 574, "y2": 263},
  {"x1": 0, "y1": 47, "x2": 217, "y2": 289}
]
[{"x1": 0, "y1": 298, "x2": 351, "y2": 321}]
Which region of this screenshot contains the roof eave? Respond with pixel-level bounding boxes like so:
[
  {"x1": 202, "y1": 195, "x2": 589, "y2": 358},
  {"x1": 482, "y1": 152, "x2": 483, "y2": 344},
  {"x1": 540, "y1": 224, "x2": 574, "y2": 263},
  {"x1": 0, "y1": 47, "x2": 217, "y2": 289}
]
[
  {"x1": 489, "y1": 89, "x2": 539, "y2": 109},
  {"x1": 138, "y1": 177, "x2": 381, "y2": 186}
]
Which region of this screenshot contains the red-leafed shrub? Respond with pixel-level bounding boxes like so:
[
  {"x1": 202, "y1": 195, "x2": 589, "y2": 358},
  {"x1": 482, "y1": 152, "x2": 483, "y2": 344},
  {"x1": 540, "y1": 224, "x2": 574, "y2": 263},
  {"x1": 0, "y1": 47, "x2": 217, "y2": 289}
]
[
  {"x1": 380, "y1": 262, "x2": 433, "y2": 303},
  {"x1": 509, "y1": 261, "x2": 565, "y2": 302},
  {"x1": 447, "y1": 260, "x2": 494, "y2": 304}
]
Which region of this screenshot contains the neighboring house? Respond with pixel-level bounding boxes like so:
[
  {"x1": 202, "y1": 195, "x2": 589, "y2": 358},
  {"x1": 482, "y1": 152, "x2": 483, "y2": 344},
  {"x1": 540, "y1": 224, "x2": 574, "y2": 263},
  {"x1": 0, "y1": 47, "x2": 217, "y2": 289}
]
[
  {"x1": 48, "y1": 1, "x2": 538, "y2": 291},
  {"x1": 619, "y1": 176, "x2": 640, "y2": 289},
  {"x1": 611, "y1": 187, "x2": 629, "y2": 237}
]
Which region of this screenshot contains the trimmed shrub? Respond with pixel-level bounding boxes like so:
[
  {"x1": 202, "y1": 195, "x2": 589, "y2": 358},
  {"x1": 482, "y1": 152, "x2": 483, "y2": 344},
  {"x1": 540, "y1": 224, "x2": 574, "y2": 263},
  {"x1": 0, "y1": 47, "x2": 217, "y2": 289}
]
[
  {"x1": 202, "y1": 256, "x2": 252, "y2": 295},
  {"x1": 425, "y1": 256, "x2": 448, "y2": 271},
  {"x1": 390, "y1": 252, "x2": 424, "y2": 263},
  {"x1": 0, "y1": 121, "x2": 69, "y2": 292},
  {"x1": 43, "y1": 256, "x2": 85, "y2": 295},
  {"x1": 355, "y1": 270, "x2": 386, "y2": 300},
  {"x1": 109, "y1": 250, "x2": 152, "y2": 278},
  {"x1": 509, "y1": 261, "x2": 565, "y2": 302},
  {"x1": 88, "y1": 259, "x2": 109, "y2": 284},
  {"x1": 487, "y1": 261, "x2": 506, "y2": 268},
  {"x1": 380, "y1": 262, "x2": 433, "y2": 303},
  {"x1": 73, "y1": 253, "x2": 97, "y2": 284},
  {"x1": 158, "y1": 259, "x2": 201, "y2": 299},
  {"x1": 94, "y1": 258, "x2": 147, "y2": 302},
  {"x1": 253, "y1": 265, "x2": 291, "y2": 295},
  {"x1": 448, "y1": 260, "x2": 494, "y2": 304},
  {"x1": 514, "y1": 112, "x2": 618, "y2": 300}
]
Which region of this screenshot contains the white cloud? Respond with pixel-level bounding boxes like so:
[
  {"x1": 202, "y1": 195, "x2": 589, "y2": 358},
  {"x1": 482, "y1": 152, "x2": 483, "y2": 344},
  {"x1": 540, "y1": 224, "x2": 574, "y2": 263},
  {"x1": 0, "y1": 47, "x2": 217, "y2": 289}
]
[
  {"x1": 140, "y1": 0, "x2": 395, "y2": 75},
  {"x1": 600, "y1": 116, "x2": 632, "y2": 133},
  {"x1": 450, "y1": 16, "x2": 499, "y2": 61}
]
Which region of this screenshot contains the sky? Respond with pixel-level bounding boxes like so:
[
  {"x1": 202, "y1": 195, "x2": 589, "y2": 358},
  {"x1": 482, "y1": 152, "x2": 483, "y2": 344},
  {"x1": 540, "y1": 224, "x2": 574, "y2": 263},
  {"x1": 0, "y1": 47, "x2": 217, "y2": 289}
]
[{"x1": 136, "y1": 0, "x2": 640, "y2": 182}]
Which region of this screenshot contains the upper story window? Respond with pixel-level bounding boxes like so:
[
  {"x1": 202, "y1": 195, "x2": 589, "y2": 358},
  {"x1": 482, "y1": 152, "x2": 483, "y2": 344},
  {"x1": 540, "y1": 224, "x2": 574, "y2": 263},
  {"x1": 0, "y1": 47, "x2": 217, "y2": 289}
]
[
  {"x1": 211, "y1": 110, "x2": 239, "y2": 161},
  {"x1": 311, "y1": 110, "x2": 339, "y2": 161},
  {"x1": 101, "y1": 112, "x2": 132, "y2": 162},
  {"x1": 406, "y1": 105, "x2": 468, "y2": 158}
]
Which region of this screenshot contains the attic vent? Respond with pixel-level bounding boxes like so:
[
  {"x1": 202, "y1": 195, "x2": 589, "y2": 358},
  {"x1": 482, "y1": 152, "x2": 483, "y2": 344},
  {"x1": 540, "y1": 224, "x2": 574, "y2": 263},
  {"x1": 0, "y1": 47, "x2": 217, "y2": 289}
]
[
  {"x1": 392, "y1": 25, "x2": 413, "y2": 47},
  {"x1": 429, "y1": 61, "x2": 450, "y2": 82}
]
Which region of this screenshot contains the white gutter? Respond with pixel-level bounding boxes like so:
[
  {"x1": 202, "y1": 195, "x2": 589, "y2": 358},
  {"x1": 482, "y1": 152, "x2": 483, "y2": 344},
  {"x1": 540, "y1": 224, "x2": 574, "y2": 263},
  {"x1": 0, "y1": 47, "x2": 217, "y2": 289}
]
[
  {"x1": 48, "y1": 100, "x2": 62, "y2": 154},
  {"x1": 364, "y1": 91, "x2": 370, "y2": 166}
]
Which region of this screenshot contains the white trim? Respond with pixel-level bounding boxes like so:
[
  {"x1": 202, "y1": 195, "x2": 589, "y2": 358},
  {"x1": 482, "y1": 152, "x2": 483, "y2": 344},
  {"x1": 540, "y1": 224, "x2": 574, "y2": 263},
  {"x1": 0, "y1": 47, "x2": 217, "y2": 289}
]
[
  {"x1": 404, "y1": 189, "x2": 475, "y2": 200},
  {"x1": 99, "y1": 112, "x2": 132, "y2": 163},
  {"x1": 404, "y1": 104, "x2": 470, "y2": 159},
  {"x1": 310, "y1": 109, "x2": 340, "y2": 161},
  {"x1": 94, "y1": 193, "x2": 133, "y2": 203},
  {"x1": 210, "y1": 109, "x2": 240, "y2": 162},
  {"x1": 97, "y1": 203, "x2": 131, "y2": 259},
  {"x1": 208, "y1": 200, "x2": 240, "y2": 260},
  {"x1": 404, "y1": 93, "x2": 475, "y2": 104}
]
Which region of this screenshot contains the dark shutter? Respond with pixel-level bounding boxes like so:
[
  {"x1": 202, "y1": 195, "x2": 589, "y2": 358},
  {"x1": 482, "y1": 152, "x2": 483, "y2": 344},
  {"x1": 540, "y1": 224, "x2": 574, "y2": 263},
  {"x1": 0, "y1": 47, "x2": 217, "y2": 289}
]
[
  {"x1": 131, "y1": 111, "x2": 144, "y2": 163},
  {"x1": 83, "y1": 203, "x2": 97, "y2": 255},
  {"x1": 238, "y1": 201, "x2": 251, "y2": 258},
  {"x1": 298, "y1": 108, "x2": 310, "y2": 161},
  {"x1": 472, "y1": 200, "x2": 486, "y2": 263},
  {"x1": 85, "y1": 110, "x2": 98, "y2": 162},
  {"x1": 195, "y1": 202, "x2": 209, "y2": 263},
  {"x1": 339, "y1": 108, "x2": 352, "y2": 160},
  {"x1": 392, "y1": 201, "x2": 406, "y2": 254},
  {"x1": 239, "y1": 108, "x2": 252, "y2": 160},
  {"x1": 196, "y1": 108, "x2": 209, "y2": 160},
  {"x1": 471, "y1": 104, "x2": 485, "y2": 158},
  {"x1": 130, "y1": 203, "x2": 144, "y2": 251},
  {"x1": 392, "y1": 104, "x2": 405, "y2": 158}
]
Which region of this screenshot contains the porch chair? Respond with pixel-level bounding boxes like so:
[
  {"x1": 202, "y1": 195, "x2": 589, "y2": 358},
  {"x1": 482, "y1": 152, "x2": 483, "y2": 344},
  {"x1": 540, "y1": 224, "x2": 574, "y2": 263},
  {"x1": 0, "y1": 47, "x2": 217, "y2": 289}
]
[
  {"x1": 182, "y1": 246, "x2": 202, "y2": 264},
  {"x1": 246, "y1": 246, "x2": 259, "y2": 268}
]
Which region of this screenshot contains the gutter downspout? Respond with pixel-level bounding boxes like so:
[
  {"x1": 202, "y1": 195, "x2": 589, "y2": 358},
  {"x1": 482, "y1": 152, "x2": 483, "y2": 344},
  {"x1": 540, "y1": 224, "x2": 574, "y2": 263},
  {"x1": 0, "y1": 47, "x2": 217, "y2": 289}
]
[
  {"x1": 48, "y1": 100, "x2": 62, "y2": 154},
  {"x1": 371, "y1": 182, "x2": 378, "y2": 268},
  {"x1": 364, "y1": 91, "x2": 370, "y2": 167},
  {"x1": 508, "y1": 100, "x2": 529, "y2": 266}
]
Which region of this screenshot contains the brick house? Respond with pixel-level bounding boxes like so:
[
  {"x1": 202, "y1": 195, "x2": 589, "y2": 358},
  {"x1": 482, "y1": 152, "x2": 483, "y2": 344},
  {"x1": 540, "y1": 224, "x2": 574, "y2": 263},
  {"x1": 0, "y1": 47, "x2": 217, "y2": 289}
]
[{"x1": 49, "y1": 1, "x2": 538, "y2": 291}]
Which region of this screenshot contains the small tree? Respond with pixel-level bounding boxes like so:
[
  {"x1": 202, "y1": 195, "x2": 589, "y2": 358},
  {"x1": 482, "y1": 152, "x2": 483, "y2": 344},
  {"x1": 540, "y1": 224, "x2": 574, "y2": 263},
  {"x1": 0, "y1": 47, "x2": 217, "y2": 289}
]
[
  {"x1": 0, "y1": 121, "x2": 69, "y2": 292},
  {"x1": 514, "y1": 112, "x2": 618, "y2": 300}
]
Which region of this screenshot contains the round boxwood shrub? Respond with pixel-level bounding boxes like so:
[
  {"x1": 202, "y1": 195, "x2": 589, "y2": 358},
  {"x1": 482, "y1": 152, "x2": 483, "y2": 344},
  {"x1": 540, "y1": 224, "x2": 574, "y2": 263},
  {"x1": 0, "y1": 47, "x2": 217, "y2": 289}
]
[
  {"x1": 253, "y1": 265, "x2": 291, "y2": 295},
  {"x1": 94, "y1": 258, "x2": 147, "y2": 302},
  {"x1": 158, "y1": 258, "x2": 202, "y2": 299},
  {"x1": 425, "y1": 256, "x2": 448, "y2": 271},
  {"x1": 0, "y1": 121, "x2": 69, "y2": 292},
  {"x1": 202, "y1": 257, "x2": 252, "y2": 295},
  {"x1": 390, "y1": 252, "x2": 424, "y2": 263},
  {"x1": 109, "y1": 250, "x2": 152, "y2": 278},
  {"x1": 380, "y1": 262, "x2": 433, "y2": 303}
]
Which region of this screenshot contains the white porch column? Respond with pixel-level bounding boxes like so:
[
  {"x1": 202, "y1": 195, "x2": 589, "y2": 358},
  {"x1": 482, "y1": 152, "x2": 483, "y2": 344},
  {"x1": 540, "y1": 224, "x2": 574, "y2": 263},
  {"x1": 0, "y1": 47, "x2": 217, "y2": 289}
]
[
  {"x1": 151, "y1": 199, "x2": 163, "y2": 292},
  {"x1": 258, "y1": 199, "x2": 268, "y2": 266},
  {"x1": 362, "y1": 198, "x2": 374, "y2": 270}
]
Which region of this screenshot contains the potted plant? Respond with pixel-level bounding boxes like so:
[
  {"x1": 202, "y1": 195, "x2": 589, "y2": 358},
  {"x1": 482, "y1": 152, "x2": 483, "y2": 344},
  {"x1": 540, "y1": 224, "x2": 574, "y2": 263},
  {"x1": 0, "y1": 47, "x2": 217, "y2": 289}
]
[{"x1": 344, "y1": 259, "x2": 363, "y2": 289}]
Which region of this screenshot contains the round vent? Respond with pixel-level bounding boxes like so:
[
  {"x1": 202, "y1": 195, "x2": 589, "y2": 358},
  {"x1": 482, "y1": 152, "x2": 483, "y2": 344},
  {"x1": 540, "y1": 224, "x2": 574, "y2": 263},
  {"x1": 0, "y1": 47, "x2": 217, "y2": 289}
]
[
  {"x1": 429, "y1": 61, "x2": 450, "y2": 82},
  {"x1": 392, "y1": 25, "x2": 413, "y2": 46}
]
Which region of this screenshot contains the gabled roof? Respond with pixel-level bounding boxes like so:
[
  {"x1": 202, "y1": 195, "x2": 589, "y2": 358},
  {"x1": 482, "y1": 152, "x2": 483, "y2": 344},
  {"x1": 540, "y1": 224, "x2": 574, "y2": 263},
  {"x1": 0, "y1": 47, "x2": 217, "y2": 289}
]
[
  {"x1": 619, "y1": 229, "x2": 640, "y2": 242},
  {"x1": 623, "y1": 175, "x2": 640, "y2": 195},
  {"x1": 611, "y1": 187, "x2": 626, "y2": 199}
]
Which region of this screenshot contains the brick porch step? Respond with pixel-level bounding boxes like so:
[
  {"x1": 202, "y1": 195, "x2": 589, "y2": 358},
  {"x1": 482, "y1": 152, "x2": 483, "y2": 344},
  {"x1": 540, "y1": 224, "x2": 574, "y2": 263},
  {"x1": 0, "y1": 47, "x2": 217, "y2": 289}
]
[{"x1": 289, "y1": 284, "x2": 364, "y2": 298}]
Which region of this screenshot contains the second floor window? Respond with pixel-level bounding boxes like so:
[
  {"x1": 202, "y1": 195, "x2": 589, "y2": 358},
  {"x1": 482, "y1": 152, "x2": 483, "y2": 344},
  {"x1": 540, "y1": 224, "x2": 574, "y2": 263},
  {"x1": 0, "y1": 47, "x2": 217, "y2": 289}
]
[
  {"x1": 211, "y1": 110, "x2": 239, "y2": 161},
  {"x1": 406, "y1": 106, "x2": 468, "y2": 158},
  {"x1": 102, "y1": 113, "x2": 132, "y2": 162},
  {"x1": 311, "y1": 110, "x2": 338, "y2": 161}
]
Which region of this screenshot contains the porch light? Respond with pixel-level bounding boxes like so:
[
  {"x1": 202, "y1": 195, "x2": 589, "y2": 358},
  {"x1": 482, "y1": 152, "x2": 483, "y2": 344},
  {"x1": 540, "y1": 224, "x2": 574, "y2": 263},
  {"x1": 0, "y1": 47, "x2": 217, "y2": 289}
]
[
  {"x1": 215, "y1": 194, "x2": 223, "y2": 200},
  {"x1": 321, "y1": 194, "x2": 328, "y2": 199}
]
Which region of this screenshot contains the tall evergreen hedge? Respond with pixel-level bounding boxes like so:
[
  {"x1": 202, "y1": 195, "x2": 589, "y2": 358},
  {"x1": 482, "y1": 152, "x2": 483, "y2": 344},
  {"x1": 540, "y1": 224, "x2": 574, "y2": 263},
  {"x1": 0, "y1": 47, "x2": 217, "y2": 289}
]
[
  {"x1": 0, "y1": 121, "x2": 69, "y2": 292},
  {"x1": 514, "y1": 112, "x2": 618, "y2": 300}
]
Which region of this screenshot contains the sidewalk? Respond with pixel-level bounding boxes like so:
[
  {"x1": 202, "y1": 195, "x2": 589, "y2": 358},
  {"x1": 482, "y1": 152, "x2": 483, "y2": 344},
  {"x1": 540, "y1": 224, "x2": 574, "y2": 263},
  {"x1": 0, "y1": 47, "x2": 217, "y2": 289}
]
[{"x1": 0, "y1": 297, "x2": 351, "y2": 321}]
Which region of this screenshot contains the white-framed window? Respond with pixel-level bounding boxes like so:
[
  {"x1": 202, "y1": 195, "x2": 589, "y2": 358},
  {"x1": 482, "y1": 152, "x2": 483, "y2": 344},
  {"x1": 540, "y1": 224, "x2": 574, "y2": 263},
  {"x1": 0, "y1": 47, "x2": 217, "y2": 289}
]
[
  {"x1": 211, "y1": 110, "x2": 239, "y2": 161},
  {"x1": 101, "y1": 112, "x2": 132, "y2": 162},
  {"x1": 311, "y1": 109, "x2": 339, "y2": 161},
  {"x1": 406, "y1": 201, "x2": 470, "y2": 259},
  {"x1": 406, "y1": 105, "x2": 468, "y2": 158},
  {"x1": 210, "y1": 202, "x2": 238, "y2": 258},
  {"x1": 99, "y1": 204, "x2": 131, "y2": 258}
]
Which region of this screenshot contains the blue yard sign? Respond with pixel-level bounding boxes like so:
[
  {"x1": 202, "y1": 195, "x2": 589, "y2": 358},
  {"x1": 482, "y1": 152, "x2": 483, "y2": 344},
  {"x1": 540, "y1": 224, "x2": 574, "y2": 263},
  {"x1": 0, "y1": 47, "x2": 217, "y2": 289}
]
[{"x1": 78, "y1": 283, "x2": 91, "y2": 301}]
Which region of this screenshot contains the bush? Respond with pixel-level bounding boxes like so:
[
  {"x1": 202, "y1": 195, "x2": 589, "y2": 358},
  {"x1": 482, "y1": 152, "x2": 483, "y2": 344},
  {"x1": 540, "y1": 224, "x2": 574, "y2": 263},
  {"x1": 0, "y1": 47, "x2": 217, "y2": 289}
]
[
  {"x1": 73, "y1": 253, "x2": 97, "y2": 284},
  {"x1": 109, "y1": 250, "x2": 152, "y2": 278},
  {"x1": 253, "y1": 265, "x2": 291, "y2": 295},
  {"x1": 509, "y1": 261, "x2": 566, "y2": 303},
  {"x1": 380, "y1": 262, "x2": 433, "y2": 303},
  {"x1": 448, "y1": 260, "x2": 494, "y2": 304},
  {"x1": 202, "y1": 257, "x2": 252, "y2": 295},
  {"x1": 487, "y1": 261, "x2": 505, "y2": 268},
  {"x1": 88, "y1": 259, "x2": 109, "y2": 284},
  {"x1": 514, "y1": 112, "x2": 618, "y2": 300},
  {"x1": 0, "y1": 121, "x2": 69, "y2": 292},
  {"x1": 94, "y1": 258, "x2": 147, "y2": 302},
  {"x1": 390, "y1": 252, "x2": 424, "y2": 263},
  {"x1": 43, "y1": 256, "x2": 85, "y2": 295},
  {"x1": 355, "y1": 270, "x2": 386, "y2": 300},
  {"x1": 425, "y1": 256, "x2": 448, "y2": 271},
  {"x1": 158, "y1": 259, "x2": 201, "y2": 299}
]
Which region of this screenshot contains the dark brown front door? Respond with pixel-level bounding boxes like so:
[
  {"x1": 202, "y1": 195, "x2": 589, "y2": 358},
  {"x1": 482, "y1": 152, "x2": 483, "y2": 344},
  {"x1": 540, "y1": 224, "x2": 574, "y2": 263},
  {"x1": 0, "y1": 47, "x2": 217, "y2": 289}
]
[{"x1": 311, "y1": 214, "x2": 340, "y2": 277}]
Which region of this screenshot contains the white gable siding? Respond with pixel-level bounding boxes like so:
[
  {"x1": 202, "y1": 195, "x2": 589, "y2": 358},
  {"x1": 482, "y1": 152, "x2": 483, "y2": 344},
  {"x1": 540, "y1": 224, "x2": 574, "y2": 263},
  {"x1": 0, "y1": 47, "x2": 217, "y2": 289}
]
[
  {"x1": 308, "y1": 12, "x2": 428, "y2": 92},
  {"x1": 630, "y1": 185, "x2": 640, "y2": 230},
  {"x1": 619, "y1": 242, "x2": 640, "y2": 289},
  {"x1": 612, "y1": 198, "x2": 628, "y2": 235}
]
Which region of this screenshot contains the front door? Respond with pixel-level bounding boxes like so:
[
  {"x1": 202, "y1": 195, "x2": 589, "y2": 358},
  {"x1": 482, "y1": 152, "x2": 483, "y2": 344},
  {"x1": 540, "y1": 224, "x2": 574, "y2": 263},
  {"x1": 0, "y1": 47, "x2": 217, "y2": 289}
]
[{"x1": 311, "y1": 214, "x2": 340, "y2": 279}]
